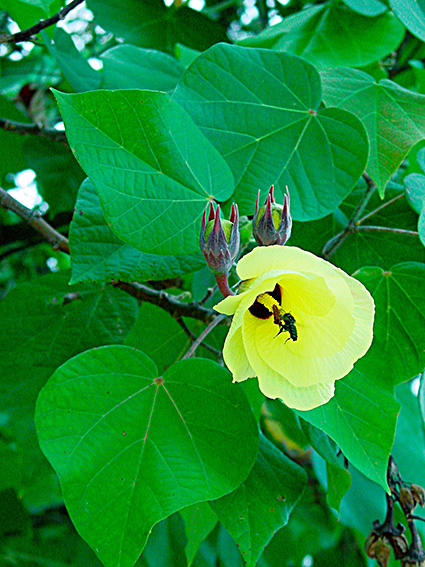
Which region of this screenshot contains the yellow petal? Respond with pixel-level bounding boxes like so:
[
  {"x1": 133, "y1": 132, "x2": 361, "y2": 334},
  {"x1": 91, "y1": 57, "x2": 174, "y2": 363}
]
[
  {"x1": 242, "y1": 312, "x2": 334, "y2": 410},
  {"x1": 222, "y1": 325, "x2": 255, "y2": 382},
  {"x1": 237, "y1": 245, "x2": 349, "y2": 282}
]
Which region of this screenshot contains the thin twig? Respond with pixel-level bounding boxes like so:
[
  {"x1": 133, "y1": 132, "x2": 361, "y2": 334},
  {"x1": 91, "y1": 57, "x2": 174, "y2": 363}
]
[
  {"x1": 113, "y1": 281, "x2": 216, "y2": 323},
  {"x1": 357, "y1": 193, "x2": 404, "y2": 225},
  {"x1": 198, "y1": 285, "x2": 216, "y2": 305},
  {"x1": 0, "y1": 118, "x2": 68, "y2": 144},
  {"x1": 182, "y1": 314, "x2": 226, "y2": 359},
  {"x1": 356, "y1": 226, "x2": 419, "y2": 236},
  {"x1": 0, "y1": 0, "x2": 84, "y2": 44},
  {"x1": 176, "y1": 317, "x2": 222, "y2": 357},
  {"x1": 0, "y1": 187, "x2": 69, "y2": 253},
  {"x1": 322, "y1": 174, "x2": 376, "y2": 259}
]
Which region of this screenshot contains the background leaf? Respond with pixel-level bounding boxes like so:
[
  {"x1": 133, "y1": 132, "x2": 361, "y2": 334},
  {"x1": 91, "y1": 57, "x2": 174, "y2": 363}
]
[
  {"x1": 321, "y1": 67, "x2": 425, "y2": 196},
  {"x1": 354, "y1": 263, "x2": 425, "y2": 384},
  {"x1": 210, "y1": 432, "x2": 307, "y2": 567},
  {"x1": 180, "y1": 503, "x2": 217, "y2": 565},
  {"x1": 69, "y1": 179, "x2": 204, "y2": 284},
  {"x1": 300, "y1": 359, "x2": 400, "y2": 490},
  {"x1": 36, "y1": 351, "x2": 259, "y2": 567},
  {"x1": 100, "y1": 45, "x2": 184, "y2": 91},
  {"x1": 238, "y1": 4, "x2": 404, "y2": 69},
  {"x1": 341, "y1": 0, "x2": 387, "y2": 17},
  {"x1": 174, "y1": 44, "x2": 368, "y2": 220},
  {"x1": 0, "y1": 272, "x2": 137, "y2": 509},
  {"x1": 390, "y1": 0, "x2": 425, "y2": 42},
  {"x1": 55, "y1": 89, "x2": 234, "y2": 256}
]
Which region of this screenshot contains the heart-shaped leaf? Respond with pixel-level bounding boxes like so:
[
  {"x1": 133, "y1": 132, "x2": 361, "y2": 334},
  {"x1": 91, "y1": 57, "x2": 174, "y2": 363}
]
[
  {"x1": 54, "y1": 89, "x2": 234, "y2": 256},
  {"x1": 69, "y1": 179, "x2": 204, "y2": 284},
  {"x1": 390, "y1": 0, "x2": 425, "y2": 42},
  {"x1": 173, "y1": 44, "x2": 368, "y2": 220},
  {"x1": 35, "y1": 348, "x2": 259, "y2": 567},
  {"x1": 321, "y1": 67, "x2": 425, "y2": 196}
]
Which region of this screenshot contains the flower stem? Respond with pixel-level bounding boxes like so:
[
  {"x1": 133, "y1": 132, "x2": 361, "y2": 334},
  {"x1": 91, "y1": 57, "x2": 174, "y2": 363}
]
[{"x1": 215, "y1": 273, "x2": 235, "y2": 297}]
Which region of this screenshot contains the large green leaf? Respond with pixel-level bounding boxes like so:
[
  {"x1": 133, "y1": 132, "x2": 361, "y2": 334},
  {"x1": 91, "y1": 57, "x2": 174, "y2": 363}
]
[
  {"x1": 321, "y1": 67, "x2": 425, "y2": 196},
  {"x1": 173, "y1": 44, "x2": 368, "y2": 220},
  {"x1": 0, "y1": 273, "x2": 137, "y2": 508},
  {"x1": 36, "y1": 349, "x2": 259, "y2": 567},
  {"x1": 100, "y1": 45, "x2": 184, "y2": 91},
  {"x1": 210, "y1": 433, "x2": 307, "y2": 567},
  {"x1": 69, "y1": 179, "x2": 204, "y2": 284},
  {"x1": 86, "y1": 0, "x2": 227, "y2": 53},
  {"x1": 390, "y1": 0, "x2": 425, "y2": 42},
  {"x1": 301, "y1": 357, "x2": 400, "y2": 489},
  {"x1": 46, "y1": 28, "x2": 101, "y2": 92},
  {"x1": 354, "y1": 263, "x2": 425, "y2": 384},
  {"x1": 238, "y1": 4, "x2": 404, "y2": 69},
  {"x1": 54, "y1": 89, "x2": 234, "y2": 256}
]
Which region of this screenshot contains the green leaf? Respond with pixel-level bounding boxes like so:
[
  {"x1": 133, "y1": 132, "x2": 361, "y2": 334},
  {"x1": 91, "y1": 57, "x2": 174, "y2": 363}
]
[
  {"x1": 86, "y1": 0, "x2": 227, "y2": 53},
  {"x1": 326, "y1": 463, "x2": 352, "y2": 513},
  {"x1": 0, "y1": 94, "x2": 30, "y2": 187},
  {"x1": 419, "y1": 372, "x2": 425, "y2": 428},
  {"x1": 0, "y1": 51, "x2": 60, "y2": 98},
  {"x1": 36, "y1": 350, "x2": 259, "y2": 567},
  {"x1": 321, "y1": 67, "x2": 425, "y2": 196},
  {"x1": 69, "y1": 179, "x2": 204, "y2": 284},
  {"x1": 180, "y1": 503, "x2": 217, "y2": 565},
  {"x1": 390, "y1": 0, "x2": 425, "y2": 42},
  {"x1": 341, "y1": 0, "x2": 387, "y2": 16},
  {"x1": 210, "y1": 433, "x2": 307, "y2": 567},
  {"x1": 355, "y1": 263, "x2": 425, "y2": 384},
  {"x1": 46, "y1": 28, "x2": 101, "y2": 92},
  {"x1": 140, "y1": 514, "x2": 188, "y2": 567},
  {"x1": 300, "y1": 420, "x2": 351, "y2": 512},
  {"x1": 174, "y1": 44, "x2": 368, "y2": 220},
  {"x1": 25, "y1": 137, "x2": 86, "y2": 215},
  {"x1": 0, "y1": 273, "x2": 137, "y2": 509},
  {"x1": 100, "y1": 45, "x2": 184, "y2": 91},
  {"x1": 238, "y1": 4, "x2": 404, "y2": 69},
  {"x1": 404, "y1": 149, "x2": 425, "y2": 214},
  {"x1": 419, "y1": 206, "x2": 425, "y2": 247},
  {"x1": 54, "y1": 89, "x2": 234, "y2": 256},
  {"x1": 0, "y1": 0, "x2": 61, "y2": 29},
  {"x1": 301, "y1": 361, "x2": 400, "y2": 490},
  {"x1": 333, "y1": 184, "x2": 425, "y2": 274}
]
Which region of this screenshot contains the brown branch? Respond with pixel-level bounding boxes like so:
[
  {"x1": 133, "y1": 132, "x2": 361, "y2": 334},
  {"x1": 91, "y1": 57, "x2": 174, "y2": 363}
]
[
  {"x1": 0, "y1": 0, "x2": 84, "y2": 44},
  {"x1": 113, "y1": 281, "x2": 216, "y2": 323},
  {"x1": 356, "y1": 226, "x2": 419, "y2": 236},
  {"x1": 0, "y1": 118, "x2": 68, "y2": 144},
  {"x1": 182, "y1": 314, "x2": 226, "y2": 359},
  {"x1": 176, "y1": 317, "x2": 222, "y2": 357},
  {"x1": 0, "y1": 187, "x2": 69, "y2": 253},
  {"x1": 322, "y1": 173, "x2": 376, "y2": 259}
]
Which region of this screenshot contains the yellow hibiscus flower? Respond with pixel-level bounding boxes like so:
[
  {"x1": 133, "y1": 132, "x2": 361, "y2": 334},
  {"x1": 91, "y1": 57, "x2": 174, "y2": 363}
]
[{"x1": 214, "y1": 245, "x2": 374, "y2": 411}]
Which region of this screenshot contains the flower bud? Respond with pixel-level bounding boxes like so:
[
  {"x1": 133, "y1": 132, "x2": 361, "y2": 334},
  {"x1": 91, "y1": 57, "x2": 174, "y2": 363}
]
[
  {"x1": 375, "y1": 536, "x2": 392, "y2": 567},
  {"x1": 253, "y1": 185, "x2": 292, "y2": 246},
  {"x1": 411, "y1": 484, "x2": 425, "y2": 508},
  {"x1": 365, "y1": 530, "x2": 379, "y2": 558},
  {"x1": 200, "y1": 202, "x2": 240, "y2": 275},
  {"x1": 400, "y1": 486, "x2": 416, "y2": 515},
  {"x1": 390, "y1": 534, "x2": 409, "y2": 559}
]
